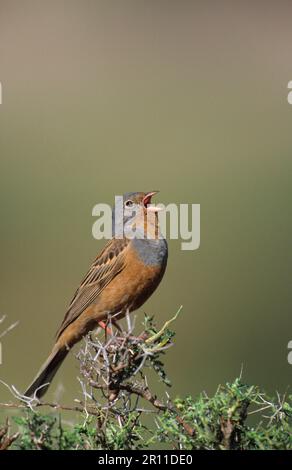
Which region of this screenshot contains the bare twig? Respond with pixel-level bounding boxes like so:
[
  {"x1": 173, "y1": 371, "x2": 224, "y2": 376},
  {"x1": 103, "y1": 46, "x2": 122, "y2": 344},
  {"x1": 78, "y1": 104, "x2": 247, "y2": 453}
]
[
  {"x1": 0, "y1": 315, "x2": 19, "y2": 340},
  {"x1": 0, "y1": 417, "x2": 20, "y2": 450},
  {"x1": 0, "y1": 309, "x2": 195, "y2": 446}
]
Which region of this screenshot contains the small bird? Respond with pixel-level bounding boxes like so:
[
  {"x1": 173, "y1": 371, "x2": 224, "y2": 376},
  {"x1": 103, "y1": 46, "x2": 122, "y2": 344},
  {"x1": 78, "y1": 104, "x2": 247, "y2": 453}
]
[{"x1": 25, "y1": 191, "x2": 168, "y2": 399}]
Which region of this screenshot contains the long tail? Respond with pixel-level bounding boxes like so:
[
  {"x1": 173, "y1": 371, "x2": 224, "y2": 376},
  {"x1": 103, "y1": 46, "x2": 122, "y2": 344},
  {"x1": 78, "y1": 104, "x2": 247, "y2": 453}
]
[{"x1": 24, "y1": 345, "x2": 68, "y2": 399}]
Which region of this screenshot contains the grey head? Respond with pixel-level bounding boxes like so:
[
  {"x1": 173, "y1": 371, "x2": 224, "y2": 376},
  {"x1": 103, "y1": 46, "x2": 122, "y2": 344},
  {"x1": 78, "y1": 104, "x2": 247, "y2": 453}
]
[
  {"x1": 112, "y1": 191, "x2": 159, "y2": 238},
  {"x1": 112, "y1": 192, "x2": 168, "y2": 267}
]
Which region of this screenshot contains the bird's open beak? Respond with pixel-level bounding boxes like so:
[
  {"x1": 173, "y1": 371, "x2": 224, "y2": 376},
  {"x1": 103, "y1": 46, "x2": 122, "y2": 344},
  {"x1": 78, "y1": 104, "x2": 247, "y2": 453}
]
[{"x1": 143, "y1": 191, "x2": 163, "y2": 212}]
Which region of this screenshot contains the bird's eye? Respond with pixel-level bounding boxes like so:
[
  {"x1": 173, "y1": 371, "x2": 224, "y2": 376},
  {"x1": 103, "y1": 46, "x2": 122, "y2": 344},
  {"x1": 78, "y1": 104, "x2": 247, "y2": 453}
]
[{"x1": 125, "y1": 200, "x2": 134, "y2": 207}]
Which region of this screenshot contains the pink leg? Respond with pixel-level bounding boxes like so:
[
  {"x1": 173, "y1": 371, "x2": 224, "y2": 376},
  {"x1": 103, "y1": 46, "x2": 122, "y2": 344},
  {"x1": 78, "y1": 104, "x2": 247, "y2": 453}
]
[{"x1": 98, "y1": 320, "x2": 113, "y2": 336}]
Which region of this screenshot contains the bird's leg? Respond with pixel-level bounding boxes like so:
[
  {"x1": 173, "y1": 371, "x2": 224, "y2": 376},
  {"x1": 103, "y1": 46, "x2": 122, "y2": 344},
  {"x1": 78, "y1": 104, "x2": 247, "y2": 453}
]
[
  {"x1": 97, "y1": 318, "x2": 124, "y2": 346},
  {"x1": 98, "y1": 320, "x2": 113, "y2": 336}
]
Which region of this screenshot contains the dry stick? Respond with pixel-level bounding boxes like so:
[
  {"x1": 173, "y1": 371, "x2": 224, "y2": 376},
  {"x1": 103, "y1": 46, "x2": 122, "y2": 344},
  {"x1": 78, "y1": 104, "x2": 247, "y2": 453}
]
[
  {"x1": 0, "y1": 383, "x2": 195, "y2": 438},
  {"x1": 0, "y1": 401, "x2": 101, "y2": 418},
  {"x1": 0, "y1": 417, "x2": 20, "y2": 450},
  {"x1": 1, "y1": 310, "x2": 194, "y2": 440},
  {"x1": 87, "y1": 379, "x2": 195, "y2": 437}
]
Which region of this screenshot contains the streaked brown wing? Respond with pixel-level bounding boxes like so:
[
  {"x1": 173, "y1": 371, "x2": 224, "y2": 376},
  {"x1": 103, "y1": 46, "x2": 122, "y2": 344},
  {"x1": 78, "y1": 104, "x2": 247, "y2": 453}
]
[{"x1": 56, "y1": 238, "x2": 129, "y2": 339}]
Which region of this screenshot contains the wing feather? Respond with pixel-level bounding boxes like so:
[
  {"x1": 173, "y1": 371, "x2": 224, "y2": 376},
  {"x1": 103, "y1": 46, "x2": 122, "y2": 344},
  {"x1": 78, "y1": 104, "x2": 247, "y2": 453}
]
[{"x1": 56, "y1": 238, "x2": 128, "y2": 339}]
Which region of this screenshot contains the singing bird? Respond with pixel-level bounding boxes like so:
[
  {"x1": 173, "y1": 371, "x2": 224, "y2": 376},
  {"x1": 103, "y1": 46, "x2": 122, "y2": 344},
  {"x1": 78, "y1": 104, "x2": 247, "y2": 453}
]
[{"x1": 25, "y1": 191, "x2": 168, "y2": 398}]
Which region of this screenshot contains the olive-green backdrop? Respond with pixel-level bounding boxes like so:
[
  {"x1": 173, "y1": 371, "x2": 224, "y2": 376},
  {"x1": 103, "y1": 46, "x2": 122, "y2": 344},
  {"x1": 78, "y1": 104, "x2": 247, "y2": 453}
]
[{"x1": 0, "y1": 1, "x2": 291, "y2": 407}]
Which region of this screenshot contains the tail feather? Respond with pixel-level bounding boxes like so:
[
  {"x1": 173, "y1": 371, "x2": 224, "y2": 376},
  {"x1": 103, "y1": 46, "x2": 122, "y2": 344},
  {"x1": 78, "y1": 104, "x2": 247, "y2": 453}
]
[{"x1": 24, "y1": 346, "x2": 68, "y2": 399}]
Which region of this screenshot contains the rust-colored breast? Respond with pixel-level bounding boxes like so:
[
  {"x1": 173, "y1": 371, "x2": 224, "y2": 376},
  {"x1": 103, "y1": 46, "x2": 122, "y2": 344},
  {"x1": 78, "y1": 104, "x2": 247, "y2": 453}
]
[
  {"x1": 92, "y1": 241, "x2": 167, "y2": 319},
  {"x1": 58, "y1": 238, "x2": 167, "y2": 348}
]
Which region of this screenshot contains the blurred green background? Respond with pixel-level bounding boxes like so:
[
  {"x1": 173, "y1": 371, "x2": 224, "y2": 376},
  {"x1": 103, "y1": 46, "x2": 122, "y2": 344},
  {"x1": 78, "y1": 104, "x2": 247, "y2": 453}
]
[{"x1": 0, "y1": 1, "x2": 291, "y2": 406}]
